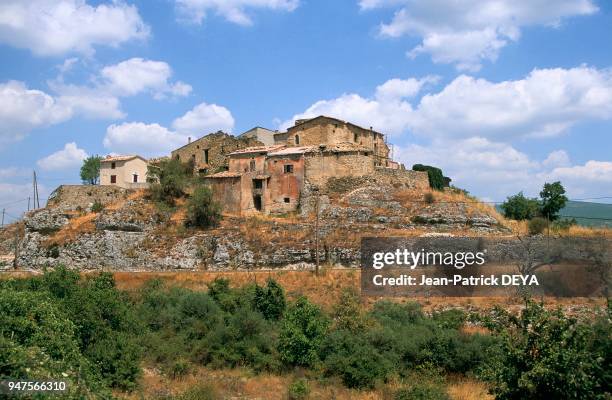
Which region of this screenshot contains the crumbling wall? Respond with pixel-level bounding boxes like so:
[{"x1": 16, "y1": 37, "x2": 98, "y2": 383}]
[
  {"x1": 46, "y1": 185, "x2": 130, "y2": 211},
  {"x1": 304, "y1": 152, "x2": 375, "y2": 187},
  {"x1": 208, "y1": 178, "x2": 242, "y2": 214},
  {"x1": 374, "y1": 168, "x2": 429, "y2": 191}
]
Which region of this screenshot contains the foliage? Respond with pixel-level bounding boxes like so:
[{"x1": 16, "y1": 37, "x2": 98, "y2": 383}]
[
  {"x1": 551, "y1": 217, "x2": 577, "y2": 231},
  {"x1": 501, "y1": 192, "x2": 540, "y2": 220},
  {"x1": 528, "y1": 217, "x2": 548, "y2": 235},
  {"x1": 253, "y1": 278, "x2": 286, "y2": 320},
  {"x1": 394, "y1": 383, "x2": 450, "y2": 400},
  {"x1": 287, "y1": 378, "x2": 310, "y2": 400},
  {"x1": 91, "y1": 201, "x2": 104, "y2": 213},
  {"x1": 424, "y1": 192, "x2": 435, "y2": 204},
  {"x1": 80, "y1": 155, "x2": 102, "y2": 185},
  {"x1": 147, "y1": 158, "x2": 192, "y2": 205},
  {"x1": 481, "y1": 301, "x2": 610, "y2": 400},
  {"x1": 539, "y1": 181, "x2": 568, "y2": 221},
  {"x1": 331, "y1": 287, "x2": 370, "y2": 333},
  {"x1": 412, "y1": 164, "x2": 445, "y2": 191},
  {"x1": 185, "y1": 185, "x2": 222, "y2": 228},
  {"x1": 278, "y1": 297, "x2": 329, "y2": 367}
]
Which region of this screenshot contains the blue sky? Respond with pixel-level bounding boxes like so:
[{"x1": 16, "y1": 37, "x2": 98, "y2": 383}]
[{"x1": 1, "y1": 0, "x2": 612, "y2": 220}]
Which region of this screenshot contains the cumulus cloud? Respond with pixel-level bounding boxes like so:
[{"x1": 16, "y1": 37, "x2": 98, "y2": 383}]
[
  {"x1": 172, "y1": 102, "x2": 235, "y2": 135},
  {"x1": 100, "y1": 58, "x2": 192, "y2": 99},
  {"x1": 37, "y1": 142, "x2": 88, "y2": 171},
  {"x1": 0, "y1": 81, "x2": 72, "y2": 143},
  {"x1": 360, "y1": 0, "x2": 598, "y2": 70},
  {"x1": 103, "y1": 122, "x2": 188, "y2": 157},
  {"x1": 0, "y1": 0, "x2": 149, "y2": 56},
  {"x1": 175, "y1": 0, "x2": 299, "y2": 25},
  {"x1": 542, "y1": 150, "x2": 571, "y2": 168}
]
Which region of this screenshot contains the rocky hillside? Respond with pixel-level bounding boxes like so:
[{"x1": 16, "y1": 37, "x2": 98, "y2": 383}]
[{"x1": 3, "y1": 178, "x2": 508, "y2": 271}]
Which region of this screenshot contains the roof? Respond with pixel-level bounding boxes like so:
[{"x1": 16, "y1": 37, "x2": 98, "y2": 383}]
[
  {"x1": 287, "y1": 115, "x2": 383, "y2": 136},
  {"x1": 101, "y1": 155, "x2": 147, "y2": 163},
  {"x1": 267, "y1": 146, "x2": 318, "y2": 156},
  {"x1": 170, "y1": 131, "x2": 233, "y2": 153},
  {"x1": 228, "y1": 144, "x2": 285, "y2": 156},
  {"x1": 205, "y1": 171, "x2": 243, "y2": 178},
  {"x1": 239, "y1": 126, "x2": 276, "y2": 136}
]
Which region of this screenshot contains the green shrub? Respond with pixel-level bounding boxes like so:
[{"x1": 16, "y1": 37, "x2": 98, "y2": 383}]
[
  {"x1": 147, "y1": 158, "x2": 192, "y2": 205},
  {"x1": 412, "y1": 164, "x2": 446, "y2": 191},
  {"x1": 278, "y1": 297, "x2": 329, "y2": 367},
  {"x1": 394, "y1": 383, "x2": 450, "y2": 400},
  {"x1": 528, "y1": 217, "x2": 548, "y2": 235},
  {"x1": 331, "y1": 287, "x2": 370, "y2": 333},
  {"x1": 500, "y1": 192, "x2": 539, "y2": 220},
  {"x1": 287, "y1": 378, "x2": 310, "y2": 400},
  {"x1": 424, "y1": 192, "x2": 435, "y2": 204},
  {"x1": 552, "y1": 217, "x2": 576, "y2": 231},
  {"x1": 185, "y1": 185, "x2": 221, "y2": 228},
  {"x1": 253, "y1": 278, "x2": 286, "y2": 320},
  {"x1": 91, "y1": 201, "x2": 104, "y2": 213}
]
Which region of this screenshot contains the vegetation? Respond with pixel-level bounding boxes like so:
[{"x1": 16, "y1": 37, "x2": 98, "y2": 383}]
[
  {"x1": 539, "y1": 181, "x2": 568, "y2": 221},
  {"x1": 185, "y1": 185, "x2": 221, "y2": 228},
  {"x1": 91, "y1": 200, "x2": 104, "y2": 213},
  {"x1": 528, "y1": 217, "x2": 548, "y2": 235},
  {"x1": 1, "y1": 270, "x2": 609, "y2": 399},
  {"x1": 147, "y1": 158, "x2": 193, "y2": 205},
  {"x1": 500, "y1": 192, "x2": 539, "y2": 220},
  {"x1": 80, "y1": 155, "x2": 102, "y2": 185},
  {"x1": 412, "y1": 164, "x2": 447, "y2": 191}
]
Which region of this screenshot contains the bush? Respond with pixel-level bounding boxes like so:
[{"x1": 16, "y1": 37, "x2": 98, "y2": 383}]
[
  {"x1": 147, "y1": 158, "x2": 192, "y2": 205},
  {"x1": 552, "y1": 217, "x2": 576, "y2": 231},
  {"x1": 528, "y1": 217, "x2": 548, "y2": 235},
  {"x1": 253, "y1": 278, "x2": 286, "y2": 320},
  {"x1": 278, "y1": 297, "x2": 329, "y2": 367},
  {"x1": 185, "y1": 185, "x2": 222, "y2": 228},
  {"x1": 500, "y1": 192, "x2": 539, "y2": 221},
  {"x1": 91, "y1": 201, "x2": 104, "y2": 213},
  {"x1": 394, "y1": 383, "x2": 450, "y2": 400},
  {"x1": 412, "y1": 164, "x2": 446, "y2": 191},
  {"x1": 424, "y1": 192, "x2": 435, "y2": 204},
  {"x1": 287, "y1": 379, "x2": 310, "y2": 400},
  {"x1": 539, "y1": 181, "x2": 568, "y2": 221}
]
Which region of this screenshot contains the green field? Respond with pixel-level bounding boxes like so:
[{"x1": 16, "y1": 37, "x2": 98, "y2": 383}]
[{"x1": 496, "y1": 200, "x2": 612, "y2": 227}]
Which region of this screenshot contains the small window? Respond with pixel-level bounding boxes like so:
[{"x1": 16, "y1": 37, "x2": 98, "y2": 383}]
[
  {"x1": 110, "y1": 175, "x2": 117, "y2": 184},
  {"x1": 284, "y1": 197, "x2": 290, "y2": 203},
  {"x1": 133, "y1": 174, "x2": 138, "y2": 183},
  {"x1": 253, "y1": 179, "x2": 263, "y2": 189},
  {"x1": 204, "y1": 149, "x2": 209, "y2": 164},
  {"x1": 249, "y1": 160, "x2": 256, "y2": 172},
  {"x1": 284, "y1": 164, "x2": 294, "y2": 174},
  {"x1": 354, "y1": 133, "x2": 358, "y2": 142},
  {"x1": 295, "y1": 135, "x2": 300, "y2": 145},
  {"x1": 111, "y1": 162, "x2": 116, "y2": 169}
]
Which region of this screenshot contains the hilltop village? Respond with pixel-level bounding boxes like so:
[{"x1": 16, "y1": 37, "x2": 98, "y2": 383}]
[{"x1": 99, "y1": 115, "x2": 428, "y2": 215}]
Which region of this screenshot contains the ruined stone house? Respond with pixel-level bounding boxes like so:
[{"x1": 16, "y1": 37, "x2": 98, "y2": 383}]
[
  {"x1": 170, "y1": 131, "x2": 266, "y2": 175},
  {"x1": 100, "y1": 155, "x2": 149, "y2": 189},
  {"x1": 205, "y1": 116, "x2": 422, "y2": 215}
]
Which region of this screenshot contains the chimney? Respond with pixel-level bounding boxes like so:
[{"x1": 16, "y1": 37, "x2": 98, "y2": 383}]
[
  {"x1": 370, "y1": 126, "x2": 373, "y2": 131},
  {"x1": 188, "y1": 137, "x2": 191, "y2": 144}
]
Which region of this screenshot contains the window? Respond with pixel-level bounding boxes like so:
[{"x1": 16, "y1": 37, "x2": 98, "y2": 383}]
[
  {"x1": 295, "y1": 135, "x2": 300, "y2": 145},
  {"x1": 354, "y1": 133, "x2": 358, "y2": 142},
  {"x1": 284, "y1": 197, "x2": 290, "y2": 203},
  {"x1": 253, "y1": 179, "x2": 263, "y2": 189},
  {"x1": 111, "y1": 162, "x2": 116, "y2": 169},
  {"x1": 110, "y1": 175, "x2": 117, "y2": 184},
  {"x1": 204, "y1": 149, "x2": 209, "y2": 164},
  {"x1": 133, "y1": 174, "x2": 138, "y2": 183},
  {"x1": 284, "y1": 164, "x2": 294, "y2": 174},
  {"x1": 249, "y1": 160, "x2": 256, "y2": 172}
]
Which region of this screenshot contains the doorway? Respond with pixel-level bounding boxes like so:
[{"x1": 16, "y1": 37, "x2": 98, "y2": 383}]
[{"x1": 253, "y1": 195, "x2": 262, "y2": 211}]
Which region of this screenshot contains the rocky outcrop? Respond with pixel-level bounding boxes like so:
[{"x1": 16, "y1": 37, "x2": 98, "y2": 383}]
[{"x1": 24, "y1": 209, "x2": 70, "y2": 233}]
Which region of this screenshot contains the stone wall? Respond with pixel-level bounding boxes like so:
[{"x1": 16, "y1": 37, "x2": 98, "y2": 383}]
[
  {"x1": 171, "y1": 132, "x2": 262, "y2": 174},
  {"x1": 46, "y1": 185, "x2": 130, "y2": 211},
  {"x1": 373, "y1": 168, "x2": 430, "y2": 191},
  {"x1": 304, "y1": 152, "x2": 375, "y2": 187}
]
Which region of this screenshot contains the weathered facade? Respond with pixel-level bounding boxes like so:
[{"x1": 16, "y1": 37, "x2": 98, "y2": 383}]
[
  {"x1": 239, "y1": 127, "x2": 277, "y2": 146},
  {"x1": 100, "y1": 155, "x2": 149, "y2": 189},
  {"x1": 170, "y1": 131, "x2": 263, "y2": 175},
  {"x1": 204, "y1": 115, "x2": 427, "y2": 215}
]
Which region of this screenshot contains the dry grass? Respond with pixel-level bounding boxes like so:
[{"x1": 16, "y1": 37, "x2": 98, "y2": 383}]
[
  {"x1": 447, "y1": 377, "x2": 493, "y2": 400},
  {"x1": 44, "y1": 212, "x2": 97, "y2": 246}
]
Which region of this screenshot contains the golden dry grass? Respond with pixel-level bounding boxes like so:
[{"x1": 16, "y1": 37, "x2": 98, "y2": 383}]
[
  {"x1": 447, "y1": 378, "x2": 494, "y2": 400},
  {"x1": 44, "y1": 212, "x2": 97, "y2": 246}
]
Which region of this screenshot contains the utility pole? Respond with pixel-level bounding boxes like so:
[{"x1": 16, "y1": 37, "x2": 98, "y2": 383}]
[
  {"x1": 1, "y1": 208, "x2": 4, "y2": 228},
  {"x1": 32, "y1": 170, "x2": 40, "y2": 209},
  {"x1": 314, "y1": 186, "x2": 320, "y2": 276},
  {"x1": 27, "y1": 197, "x2": 30, "y2": 212}
]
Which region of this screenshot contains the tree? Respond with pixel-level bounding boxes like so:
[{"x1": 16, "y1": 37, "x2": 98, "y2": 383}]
[
  {"x1": 185, "y1": 185, "x2": 222, "y2": 228},
  {"x1": 412, "y1": 164, "x2": 446, "y2": 191},
  {"x1": 500, "y1": 192, "x2": 540, "y2": 220},
  {"x1": 147, "y1": 158, "x2": 192, "y2": 205},
  {"x1": 539, "y1": 181, "x2": 568, "y2": 221},
  {"x1": 80, "y1": 155, "x2": 102, "y2": 185}
]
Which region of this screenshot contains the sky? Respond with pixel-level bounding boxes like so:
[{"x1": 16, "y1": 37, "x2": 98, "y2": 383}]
[{"x1": 1, "y1": 0, "x2": 612, "y2": 221}]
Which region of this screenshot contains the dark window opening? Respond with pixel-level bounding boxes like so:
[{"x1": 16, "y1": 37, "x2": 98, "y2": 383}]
[
  {"x1": 284, "y1": 164, "x2": 294, "y2": 174},
  {"x1": 204, "y1": 149, "x2": 209, "y2": 164},
  {"x1": 110, "y1": 175, "x2": 117, "y2": 184},
  {"x1": 295, "y1": 135, "x2": 300, "y2": 145},
  {"x1": 253, "y1": 195, "x2": 262, "y2": 211},
  {"x1": 111, "y1": 162, "x2": 116, "y2": 169},
  {"x1": 133, "y1": 174, "x2": 138, "y2": 183},
  {"x1": 354, "y1": 133, "x2": 358, "y2": 142},
  {"x1": 253, "y1": 179, "x2": 263, "y2": 189},
  {"x1": 284, "y1": 197, "x2": 290, "y2": 203},
  {"x1": 249, "y1": 160, "x2": 256, "y2": 172}
]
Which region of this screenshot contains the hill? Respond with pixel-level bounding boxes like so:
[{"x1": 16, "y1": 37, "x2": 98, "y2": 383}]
[{"x1": 496, "y1": 200, "x2": 612, "y2": 228}]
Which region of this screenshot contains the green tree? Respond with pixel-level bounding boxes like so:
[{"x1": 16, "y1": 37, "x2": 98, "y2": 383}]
[
  {"x1": 412, "y1": 164, "x2": 446, "y2": 191},
  {"x1": 147, "y1": 157, "x2": 192, "y2": 205},
  {"x1": 80, "y1": 155, "x2": 102, "y2": 185},
  {"x1": 185, "y1": 185, "x2": 222, "y2": 228},
  {"x1": 500, "y1": 192, "x2": 540, "y2": 220},
  {"x1": 253, "y1": 278, "x2": 286, "y2": 321},
  {"x1": 539, "y1": 181, "x2": 568, "y2": 221}
]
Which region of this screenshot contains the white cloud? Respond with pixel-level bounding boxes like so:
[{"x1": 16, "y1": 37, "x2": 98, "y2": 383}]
[
  {"x1": 37, "y1": 142, "x2": 88, "y2": 171},
  {"x1": 542, "y1": 150, "x2": 571, "y2": 168},
  {"x1": 0, "y1": 0, "x2": 149, "y2": 56},
  {"x1": 100, "y1": 58, "x2": 192, "y2": 99},
  {"x1": 0, "y1": 81, "x2": 72, "y2": 143},
  {"x1": 172, "y1": 102, "x2": 235, "y2": 135},
  {"x1": 103, "y1": 122, "x2": 189, "y2": 157},
  {"x1": 361, "y1": 0, "x2": 598, "y2": 70},
  {"x1": 175, "y1": 0, "x2": 299, "y2": 25},
  {"x1": 0, "y1": 167, "x2": 28, "y2": 180}
]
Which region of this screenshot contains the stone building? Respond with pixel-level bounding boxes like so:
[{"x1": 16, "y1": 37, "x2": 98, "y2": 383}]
[
  {"x1": 100, "y1": 155, "x2": 149, "y2": 189},
  {"x1": 170, "y1": 131, "x2": 263, "y2": 175},
  {"x1": 204, "y1": 116, "x2": 423, "y2": 215},
  {"x1": 239, "y1": 126, "x2": 277, "y2": 146}
]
